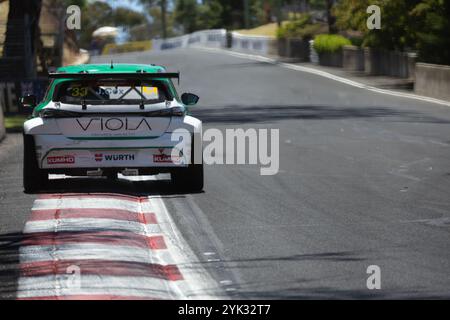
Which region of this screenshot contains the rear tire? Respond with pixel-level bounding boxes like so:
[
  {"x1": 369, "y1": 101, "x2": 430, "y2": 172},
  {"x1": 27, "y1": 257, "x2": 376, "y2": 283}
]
[
  {"x1": 172, "y1": 163, "x2": 204, "y2": 192},
  {"x1": 171, "y1": 134, "x2": 204, "y2": 192},
  {"x1": 23, "y1": 134, "x2": 48, "y2": 193}
]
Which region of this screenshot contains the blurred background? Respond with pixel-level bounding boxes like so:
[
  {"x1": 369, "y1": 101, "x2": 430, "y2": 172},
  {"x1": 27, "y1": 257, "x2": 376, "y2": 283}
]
[
  {"x1": 1, "y1": 2, "x2": 450, "y2": 299},
  {"x1": 0, "y1": 0, "x2": 449, "y2": 130}
]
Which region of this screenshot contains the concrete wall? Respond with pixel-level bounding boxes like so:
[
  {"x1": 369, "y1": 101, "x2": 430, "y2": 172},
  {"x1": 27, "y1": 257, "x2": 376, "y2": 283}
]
[
  {"x1": 364, "y1": 48, "x2": 416, "y2": 78},
  {"x1": 278, "y1": 38, "x2": 310, "y2": 62},
  {"x1": 231, "y1": 32, "x2": 278, "y2": 56},
  {"x1": 415, "y1": 63, "x2": 450, "y2": 101},
  {"x1": 343, "y1": 45, "x2": 364, "y2": 71},
  {"x1": 318, "y1": 51, "x2": 343, "y2": 68},
  {"x1": 152, "y1": 29, "x2": 227, "y2": 51}
]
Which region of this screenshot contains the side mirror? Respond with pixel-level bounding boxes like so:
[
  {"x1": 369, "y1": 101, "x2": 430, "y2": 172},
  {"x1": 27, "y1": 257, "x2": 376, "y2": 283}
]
[
  {"x1": 20, "y1": 95, "x2": 37, "y2": 108},
  {"x1": 181, "y1": 93, "x2": 199, "y2": 106}
]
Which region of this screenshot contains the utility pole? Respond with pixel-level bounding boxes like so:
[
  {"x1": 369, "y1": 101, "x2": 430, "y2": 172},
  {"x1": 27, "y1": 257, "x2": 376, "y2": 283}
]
[
  {"x1": 326, "y1": 0, "x2": 337, "y2": 33},
  {"x1": 160, "y1": 0, "x2": 167, "y2": 39},
  {"x1": 244, "y1": 0, "x2": 250, "y2": 29},
  {"x1": 275, "y1": 0, "x2": 283, "y2": 27}
]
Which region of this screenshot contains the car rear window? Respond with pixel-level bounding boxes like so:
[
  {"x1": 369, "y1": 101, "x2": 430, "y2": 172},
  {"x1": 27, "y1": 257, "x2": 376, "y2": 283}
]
[{"x1": 54, "y1": 79, "x2": 172, "y2": 105}]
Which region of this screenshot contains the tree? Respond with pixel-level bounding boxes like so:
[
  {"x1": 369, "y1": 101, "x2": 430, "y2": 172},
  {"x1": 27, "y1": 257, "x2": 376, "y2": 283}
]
[
  {"x1": 3, "y1": 0, "x2": 42, "y2": 58},
  {"x1": 78, "y1": 1, "x2": 114, "y2": 48},
  {"x1": 411, "y1": 0, "x2": 450, "y2": 64},
  {"x1": 139, "y1": 0, "x2": 169, "y2": 39},
  {"x1": 174, "y1": 0, "x2": 198, "y2": 33},
  {"x1": 3, "y1": 0, "x2": 42, "y2": 77},
  {"x1": 333, "y1": 0, "x2": 420, "y2": 51},
  {"x1": 326, "y1": 0, "x2": 336, "y2": 33}
]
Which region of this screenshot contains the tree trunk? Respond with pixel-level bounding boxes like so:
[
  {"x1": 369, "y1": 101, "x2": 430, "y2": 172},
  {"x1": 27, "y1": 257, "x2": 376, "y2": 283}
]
[
  {"x1": 160, "y1": 0, "x2": 167, "y2": 39},
  {"x1": 275, "y1": 0, "x2": 283, "y2": 27},
  {"x1": 326, "y1": 0, "x2": 337, "y2": 33},
  {"x1": 4, "y1": 0, "x2": 41, "y2": 56}
]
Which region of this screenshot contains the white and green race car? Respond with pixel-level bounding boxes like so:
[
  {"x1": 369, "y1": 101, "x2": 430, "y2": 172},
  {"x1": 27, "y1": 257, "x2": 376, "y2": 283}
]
[{"x1": 21, "y1": 63, "x2": 203, "y2": 192}]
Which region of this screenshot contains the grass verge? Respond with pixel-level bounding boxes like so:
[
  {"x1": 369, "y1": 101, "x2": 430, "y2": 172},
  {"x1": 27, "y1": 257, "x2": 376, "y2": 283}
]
[
  {"x1": 236, "y1": 22, "x2": 288, "y2": 37},
  {"x1": 4, "y1": 115, "x2": 28, "y2": 132}
]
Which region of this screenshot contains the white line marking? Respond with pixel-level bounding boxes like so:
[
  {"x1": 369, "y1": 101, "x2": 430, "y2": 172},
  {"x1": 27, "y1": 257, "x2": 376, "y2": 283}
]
[
  {"x1": 136, "y1": 176, "x2": 224, "y2": 299},
  {"x1": 196, "y1": 46, "x2": 450, "y2": 107}
]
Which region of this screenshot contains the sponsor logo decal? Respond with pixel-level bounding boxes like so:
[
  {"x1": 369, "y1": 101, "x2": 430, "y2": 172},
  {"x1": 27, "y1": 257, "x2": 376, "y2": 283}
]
[
  {"x1": 47, "y1": 155, "x2": 75, "y2": 164},
  {"x1": 94, "y1": 153, "x2": 135, "y2": 162},
  {"x1": 153, "y1": 148, "x2": 180, "y2": 163},
  {"x1": 76, "y1": 118, "x2": 152, "y2": 132}
]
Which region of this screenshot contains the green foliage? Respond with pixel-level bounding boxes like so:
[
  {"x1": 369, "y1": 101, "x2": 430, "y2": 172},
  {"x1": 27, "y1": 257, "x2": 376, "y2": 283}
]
[
  {"x1": 113, "y1": 7, "x2": 148, "y2": 27},
  {"x1": 4, "y1": 115, "x2": 28, "y2": 131},
  {"x1": 197, "y1": 0, "x2": 224, "y2": 30},
  {"x1": 48, "y1": 0, "x2": 87, "y2": 9},
  {"x1": 146, "y1": 4, "x2": 176, "y2": 38},
  {"x1": 174, "y1": 0, "x2": 198, "y2": 33},
  {"x1": 333, "y1": 0, "x2": 450, "y2": 64},
  {"x1": 174, "y1": 0, "x2": 224, "y2": 33},
  {"x1": 411, "y1": 0, "x2": 450, "y2": 65},
  {"x1": 333, "y1": 0, "x2": 370, "y2": 32},
  {"x1": 313, "y1": 34, "x2": 351, "y2": 53},
  {"x1": 333, "y1": 0, "x2": 419, "y2": 51},
  {"x1": 276, "y1": 13, "x2": 324, "y2": 39},
  {"x1": 348, "y1": 36, "x2": 363, "y2": 47},
  {"x1": 78, "y1": 1, "x2": 114, "y2": 48},
  {"x1": 309, "y1": 0, "x2": 327, "y2": 10}
]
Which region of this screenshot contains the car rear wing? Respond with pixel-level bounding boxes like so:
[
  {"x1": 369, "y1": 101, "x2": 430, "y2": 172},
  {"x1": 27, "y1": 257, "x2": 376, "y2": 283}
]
[{"x1": 48, "y1": 72, "x2": 180, "y2": 84}]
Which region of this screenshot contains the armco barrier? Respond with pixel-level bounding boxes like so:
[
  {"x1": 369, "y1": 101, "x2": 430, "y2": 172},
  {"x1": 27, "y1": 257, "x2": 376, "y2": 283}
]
[
  {"x1": 152, "y1": 29, "x2": 227, "y2": 51},
  {"x1": 415, "y1": 63, "x2": 450, "y2": 101},
  {"x1": 231, "y1": 32, "x2": 278, "y2": 56}
]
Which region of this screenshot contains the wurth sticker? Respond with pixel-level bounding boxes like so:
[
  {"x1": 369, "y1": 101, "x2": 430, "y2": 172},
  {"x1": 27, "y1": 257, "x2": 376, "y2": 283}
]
[
  {"x1": 94, "y1": 153, "x2": 135, "y2": 162},
  {"x1": 47, "y1": 155, "x2": 75, "y2": 164}
]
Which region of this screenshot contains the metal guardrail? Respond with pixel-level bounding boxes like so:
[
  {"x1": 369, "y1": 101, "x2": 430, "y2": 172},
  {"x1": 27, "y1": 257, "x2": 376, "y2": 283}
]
[
  {"x1": 152, "y1": 29, "x2": 227, "y2": 51},
  {"x1": 230, "y1": 32, "x2": 278, "y2": 56}
]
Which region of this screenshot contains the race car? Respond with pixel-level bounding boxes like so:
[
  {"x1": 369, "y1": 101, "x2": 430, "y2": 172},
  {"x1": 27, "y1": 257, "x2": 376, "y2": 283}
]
[{"x1": 21, "y1": 63, "x2": 203, "y2": 192}]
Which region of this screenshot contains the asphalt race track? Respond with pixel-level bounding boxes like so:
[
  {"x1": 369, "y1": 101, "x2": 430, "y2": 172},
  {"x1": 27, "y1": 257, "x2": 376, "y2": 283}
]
[{"x1": 1, "y1": 48, "x2": 450, "y2": 299}]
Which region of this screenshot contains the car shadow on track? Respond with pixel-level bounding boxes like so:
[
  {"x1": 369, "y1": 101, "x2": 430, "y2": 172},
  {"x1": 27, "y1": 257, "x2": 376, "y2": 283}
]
[
  {"x1": 0, "y1": 231, "x2": 22, "y2": 300},
  {"x1": 24, "y1": 176, "x2": 204, "y2": 197},
  {"x1": 191, "y1": 104, "x2": 450, "y2": 125}
]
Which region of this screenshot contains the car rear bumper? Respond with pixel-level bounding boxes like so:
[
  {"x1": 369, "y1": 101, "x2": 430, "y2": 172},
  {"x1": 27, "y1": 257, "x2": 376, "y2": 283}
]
[{"x1": 34, "y1": 133, "x2": 190, "y2": 170}]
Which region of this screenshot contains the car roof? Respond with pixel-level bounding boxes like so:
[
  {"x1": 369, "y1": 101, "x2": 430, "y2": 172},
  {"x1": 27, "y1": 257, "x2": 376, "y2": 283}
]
[{"x1": 56, "y1": 63, "x2": 166, "y2": 74}]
